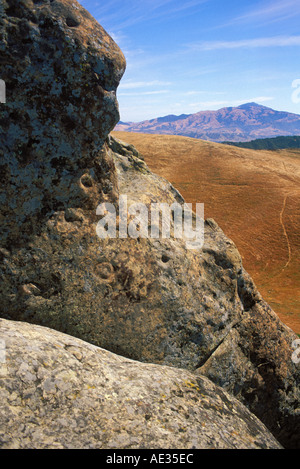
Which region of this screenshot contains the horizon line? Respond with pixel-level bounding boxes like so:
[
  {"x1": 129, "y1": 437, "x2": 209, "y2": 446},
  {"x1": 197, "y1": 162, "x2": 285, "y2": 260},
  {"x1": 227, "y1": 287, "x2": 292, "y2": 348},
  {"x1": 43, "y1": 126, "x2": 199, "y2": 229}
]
[{"x1": 116, "y1": 101, "x2": 300, "y2": 124}]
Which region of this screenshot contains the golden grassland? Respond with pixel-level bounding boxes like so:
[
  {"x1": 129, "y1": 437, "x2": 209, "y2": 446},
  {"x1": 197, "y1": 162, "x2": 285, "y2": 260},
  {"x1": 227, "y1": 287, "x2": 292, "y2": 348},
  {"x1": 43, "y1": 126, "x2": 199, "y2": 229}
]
[{"x1": 112, "y1": 131, "x2": 300, "y2": 334}]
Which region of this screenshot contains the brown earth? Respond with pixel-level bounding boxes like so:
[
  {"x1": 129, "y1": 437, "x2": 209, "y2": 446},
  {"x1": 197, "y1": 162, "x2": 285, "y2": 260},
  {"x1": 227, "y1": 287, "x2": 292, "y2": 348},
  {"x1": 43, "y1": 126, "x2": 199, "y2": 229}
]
[{"x1": 112, "y1": 131, "x2": 300, "y2": 334}]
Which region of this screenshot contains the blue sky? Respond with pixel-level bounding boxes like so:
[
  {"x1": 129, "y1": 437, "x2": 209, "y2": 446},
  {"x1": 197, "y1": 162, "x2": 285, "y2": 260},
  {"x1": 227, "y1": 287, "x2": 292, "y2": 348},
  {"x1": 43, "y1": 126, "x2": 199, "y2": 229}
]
[{"x1": 79, "y1": 0, "x2": 300, "y2": 122}]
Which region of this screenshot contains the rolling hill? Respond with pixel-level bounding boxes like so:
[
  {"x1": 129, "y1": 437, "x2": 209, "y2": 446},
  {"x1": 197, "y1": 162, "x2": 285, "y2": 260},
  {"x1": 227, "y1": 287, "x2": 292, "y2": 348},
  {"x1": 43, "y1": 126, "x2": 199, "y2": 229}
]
[
  {"x1": 112, "y1": 130, "x2": 300, "y2": 334},
  {"x1": 114, "y1": 103, "x2": 300, "y2": 142}
]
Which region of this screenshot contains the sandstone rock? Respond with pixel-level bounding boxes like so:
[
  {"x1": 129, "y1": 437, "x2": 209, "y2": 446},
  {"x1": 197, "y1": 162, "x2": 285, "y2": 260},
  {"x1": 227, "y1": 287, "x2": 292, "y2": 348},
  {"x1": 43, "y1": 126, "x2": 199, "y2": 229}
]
[
  {"x1": 0, "y1": 0, "x2": 125, "y2": 246},
  {"x1": 0, "y1": 0, "x2": 299, "y2": 449},
  {"x1": 197, "y1": 274, "x2": 300, "y2": 449},
  {"x1": 1, "y1": 134, "x2": 299, "y2": 448},
  {"x1": 0, "y1": 318, "x2": 282, "y2": 449}
]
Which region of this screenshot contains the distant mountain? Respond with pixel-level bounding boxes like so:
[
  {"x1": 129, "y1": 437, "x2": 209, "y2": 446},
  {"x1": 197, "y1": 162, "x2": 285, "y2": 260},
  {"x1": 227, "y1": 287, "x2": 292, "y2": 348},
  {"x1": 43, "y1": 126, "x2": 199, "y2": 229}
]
[
  {"x1": 114, "y1": 103, "x2": 300, "y2": 142},
  {"x1": 223, "y1": 135, "x2": 300, "y2": 150}
]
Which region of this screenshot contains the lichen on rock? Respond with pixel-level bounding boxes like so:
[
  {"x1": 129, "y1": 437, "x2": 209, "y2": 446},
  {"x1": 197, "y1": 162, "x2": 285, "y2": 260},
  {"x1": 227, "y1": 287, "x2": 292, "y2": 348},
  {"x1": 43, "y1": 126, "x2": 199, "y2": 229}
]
[
  {"x1": 0, "y1": 0, "x2": 125, "y2": 246},
  {"x1": 0, "y1": 318, "x2": 283, "y2": 449},
  {"x1": 0, "y1": 0, "x2": 299, "y2": 450}
]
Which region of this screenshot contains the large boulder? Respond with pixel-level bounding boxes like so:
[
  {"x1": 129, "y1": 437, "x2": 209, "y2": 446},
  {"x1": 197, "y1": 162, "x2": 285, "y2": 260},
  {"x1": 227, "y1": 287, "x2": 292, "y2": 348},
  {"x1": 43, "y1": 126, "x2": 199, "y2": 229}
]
[
  {"x1": 0, "y1": 318, "x2": 282, "y2": 449},
  {"x1": 0, "y1": 0, "x2": 125, "y2": 246},
  {"x1": 0, "y1": 0, "x2": 299, "y2": 449}
]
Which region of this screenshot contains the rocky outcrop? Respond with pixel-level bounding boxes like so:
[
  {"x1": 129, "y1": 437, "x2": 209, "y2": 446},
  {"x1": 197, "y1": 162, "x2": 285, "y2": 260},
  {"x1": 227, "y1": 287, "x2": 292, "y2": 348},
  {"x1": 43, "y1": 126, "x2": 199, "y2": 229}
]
[
  {"x1": 0, "y1": 0, "x2": 125, "y2": 247},
  {"x1": 2, "y1": 134, "x2": 299, "y2": 447},
  {"x1": 0, "y1": 0, "x2": 299, "y2": 449},
  {"x1": 0, "y1": 318, "x2": 282, "y2": 449},
  {"x1": 197, "y1": 269, "x2": 300, "y2": 449}
]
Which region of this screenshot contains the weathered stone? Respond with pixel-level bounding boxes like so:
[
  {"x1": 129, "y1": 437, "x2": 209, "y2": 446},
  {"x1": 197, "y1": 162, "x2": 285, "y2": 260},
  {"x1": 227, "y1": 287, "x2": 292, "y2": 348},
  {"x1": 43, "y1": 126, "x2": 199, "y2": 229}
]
[
  {"x1": 0, "y1": 0, "x2": 299, "y2": 450},
  {"x1": 1, "y1": 135, "x2": 299, "y2": 448},
  {"x1": 197, "y1": 273, "x2": 300, "y2": 449},
  {"x1": 0, "y1": 0, "x2": 125, "y2": 246},
  {"x1": 0, "y1": 318, "x2": 282, "y2": 449}
]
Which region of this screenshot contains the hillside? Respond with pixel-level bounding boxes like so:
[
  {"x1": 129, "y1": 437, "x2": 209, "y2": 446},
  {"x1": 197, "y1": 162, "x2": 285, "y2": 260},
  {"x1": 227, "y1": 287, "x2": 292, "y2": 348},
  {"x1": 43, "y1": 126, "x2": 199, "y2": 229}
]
[
  {"x1": 223, "y1": 135, "x2": 300, "y2": 150},
  {"x1": 114, "y1": 103, "x2": 300, "y2": 142},
  {"x1": 112, "y1": 131, "x2": 300, "y2": 334}
]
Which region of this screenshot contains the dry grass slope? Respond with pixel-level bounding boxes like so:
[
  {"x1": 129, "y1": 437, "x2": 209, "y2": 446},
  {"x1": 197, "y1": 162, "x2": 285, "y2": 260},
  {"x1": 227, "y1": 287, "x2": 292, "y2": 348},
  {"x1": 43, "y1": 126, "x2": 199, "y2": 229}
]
[{"x1": 112, "y1": 131, "x2": 300, "y2": 334}]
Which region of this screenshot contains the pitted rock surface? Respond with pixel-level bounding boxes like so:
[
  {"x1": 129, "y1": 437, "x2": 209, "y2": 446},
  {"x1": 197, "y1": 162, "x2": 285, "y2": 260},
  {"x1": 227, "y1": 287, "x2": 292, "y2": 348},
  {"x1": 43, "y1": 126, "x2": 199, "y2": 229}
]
[
  {"x1": 0, "y1": 0, "x2": 125, "y2": 246},
  {"x1": 0, "y1": 318, "x2": 282, "y2": 449},
  {"x1": 0, "y1": 0, "x2": 299, "y2": 449}
]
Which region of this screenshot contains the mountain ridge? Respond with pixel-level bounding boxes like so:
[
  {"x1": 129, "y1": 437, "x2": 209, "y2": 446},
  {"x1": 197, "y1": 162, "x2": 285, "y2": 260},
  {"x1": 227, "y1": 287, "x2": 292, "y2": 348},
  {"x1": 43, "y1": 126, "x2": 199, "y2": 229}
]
[{"x1": 114, "y1": 102, "x2": 300, "y2": 142}]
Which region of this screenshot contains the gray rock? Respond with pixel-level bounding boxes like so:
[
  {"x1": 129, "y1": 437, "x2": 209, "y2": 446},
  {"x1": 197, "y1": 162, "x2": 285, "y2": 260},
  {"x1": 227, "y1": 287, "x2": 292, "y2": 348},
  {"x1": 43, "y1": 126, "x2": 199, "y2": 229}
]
[
  {"x1": 0, "y1": 318, "x2": 282, "y2": 449},
  {"x1": 0, "y1": 0, "x2": 125, "y2": 247},
  {"x1": 0, "y1": 0, "x2": 299, "y2": 449}
]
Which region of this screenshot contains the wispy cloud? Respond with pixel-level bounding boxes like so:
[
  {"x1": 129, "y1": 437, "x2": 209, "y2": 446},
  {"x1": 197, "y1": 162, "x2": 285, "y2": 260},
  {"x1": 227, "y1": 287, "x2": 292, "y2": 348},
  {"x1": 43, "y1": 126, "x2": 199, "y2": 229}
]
[
  {"x1": 183, "y1": 91, "x2": 206, "y2": 96},
  {"x1": 119, "y1": 80, "x2": 172, "y2": 90},
  {"x1": 159, "y1": 0, "x2": 209, "y2": 17},
  {"x1": 118, "y1": 90, "x2": 170, "y2": 97},
  {"x1": 187, "y1": 35, "x2": 300, "y2": 51},
  {"x1": 80, "y1": 0, "x2": 209, "y2": 31},
  {"x1": 210, "y1": 0, "x2": 300, "y2": 31},
  {"x1": 233, "y1": 0, "x2": 300, "y2": 25},
  {"x1": 182, "y1": 90, "x2": 225, "y2": 96},
  {"x1": 189, "y1": 96, "x2": 275, "y2": 109}
]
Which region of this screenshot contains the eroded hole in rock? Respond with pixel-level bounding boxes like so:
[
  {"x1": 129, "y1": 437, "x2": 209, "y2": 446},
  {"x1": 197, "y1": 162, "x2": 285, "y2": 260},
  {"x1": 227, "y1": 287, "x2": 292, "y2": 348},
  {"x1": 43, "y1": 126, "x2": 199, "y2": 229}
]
[
  {"x1": 66, "y1": 16, "x2": 80, "y2": 28},
  {"x1": 80, "y1": 174, "x2": 93, "y2": 188},
  {"x1": 238, "y1": 285, "x2": 256, "y2": 312},
  {"x1": 161, "y1": 254, "x2": 171, "y2": 263},
  {"x1": 37, "y1": 272, "x2": 63, "y2": 298}
]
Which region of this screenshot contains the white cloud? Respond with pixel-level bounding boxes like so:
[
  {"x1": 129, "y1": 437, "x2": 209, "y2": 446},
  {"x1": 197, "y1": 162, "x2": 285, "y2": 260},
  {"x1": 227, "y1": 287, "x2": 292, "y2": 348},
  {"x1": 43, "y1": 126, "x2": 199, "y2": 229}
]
[
  {"x1": 213, "y1": 0, "x2": 300, "y2": 30},
  {"x1": 118, "y1": 96, "x2": 276, "y2": 122},
  {"x1": 119, "y1": 80, "x2": 172, "y2": 90},
  {"x1": 189, "y1": 97, "x2": 275, "y2": 109},
  {"x1": 118, "y1": 90, "x2": 170, "y2": 97},
  {"x1": 234, "y1": 0, "x2": 300, "y2": 24},
  {"x1": 189, "y1": 100, "x2": 229, "y2": 109},
  {"x1": 183, "y1": 91, "x2": 206, "y2": 96},
  {"x1": 188, "y1": 36, "x2": 300, "y2": 51},
  {"x1": 182, "y1": 90, "x2": 225, "y2": 97},
  {"x1": 81, "y1": 0, "x2": 210, "y2": 31}
]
